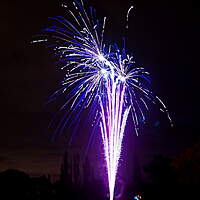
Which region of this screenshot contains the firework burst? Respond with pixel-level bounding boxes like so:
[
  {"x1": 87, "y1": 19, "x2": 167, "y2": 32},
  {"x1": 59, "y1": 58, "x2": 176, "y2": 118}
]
[{"x1": 33, "y1": 1, "x2": 172, "y2": 199}]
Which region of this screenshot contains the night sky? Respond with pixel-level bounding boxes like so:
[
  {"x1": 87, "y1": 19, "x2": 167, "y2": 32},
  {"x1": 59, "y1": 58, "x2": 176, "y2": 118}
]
[{"x1": 0, "y1": 0, "x2": 198, "y2": 179}]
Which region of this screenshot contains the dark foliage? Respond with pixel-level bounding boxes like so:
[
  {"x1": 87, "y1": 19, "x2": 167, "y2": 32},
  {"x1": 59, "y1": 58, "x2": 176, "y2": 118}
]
[{"x1": 1, "y1": 143, "x2": 200, "y2": 200}]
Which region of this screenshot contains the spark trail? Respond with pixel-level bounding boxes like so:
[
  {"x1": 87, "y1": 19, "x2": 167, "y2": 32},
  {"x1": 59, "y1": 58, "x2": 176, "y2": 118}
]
[{"x1": 33, "y1": 1, "x2": 173, "y2": 199}]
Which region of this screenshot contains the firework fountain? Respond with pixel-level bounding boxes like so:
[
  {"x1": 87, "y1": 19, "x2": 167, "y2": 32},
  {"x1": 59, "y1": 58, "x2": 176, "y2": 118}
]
[{"x1": 33, "y1": 1, "x2": 172, "y2": 199}]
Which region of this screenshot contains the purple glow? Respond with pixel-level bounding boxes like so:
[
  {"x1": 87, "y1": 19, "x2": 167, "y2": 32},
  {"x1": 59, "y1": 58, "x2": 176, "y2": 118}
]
[{"x1": 99, "y1": 61, "x2": 130, "y2": 200}]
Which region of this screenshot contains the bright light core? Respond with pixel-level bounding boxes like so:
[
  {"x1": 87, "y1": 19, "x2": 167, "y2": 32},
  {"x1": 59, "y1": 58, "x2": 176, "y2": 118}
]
[
  {"x1": 101, "y1": 68, "x2": 107, "y2": 74},
  {"x1": 119, "y1": 75, "x2": 126, "y2": 82},
  {"x1": 98, "y1": 54, "x2": 106, "y2": 61}
]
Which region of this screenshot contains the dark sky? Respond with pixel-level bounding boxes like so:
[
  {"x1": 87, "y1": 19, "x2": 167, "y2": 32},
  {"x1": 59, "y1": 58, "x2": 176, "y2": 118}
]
[{"x1": 0, "y1": 0, "x2": 198, "y2": 177}]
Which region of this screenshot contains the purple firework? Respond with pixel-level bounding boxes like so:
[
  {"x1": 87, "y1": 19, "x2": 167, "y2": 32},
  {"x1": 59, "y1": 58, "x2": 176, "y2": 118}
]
[{"x1": 33, "y1": 1, "x2": 172, "y2": 199}]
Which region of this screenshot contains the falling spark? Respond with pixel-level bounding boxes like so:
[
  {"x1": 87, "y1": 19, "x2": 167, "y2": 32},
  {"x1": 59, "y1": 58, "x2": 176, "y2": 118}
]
[{"x1": 126, "y1": 5, "x2": 134, "y2": 29}]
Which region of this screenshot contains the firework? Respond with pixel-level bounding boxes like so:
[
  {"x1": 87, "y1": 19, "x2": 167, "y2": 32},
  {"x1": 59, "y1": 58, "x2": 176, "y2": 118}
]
[{"x1": 33, "y1": 1, "x2": 172, "y2": 199}]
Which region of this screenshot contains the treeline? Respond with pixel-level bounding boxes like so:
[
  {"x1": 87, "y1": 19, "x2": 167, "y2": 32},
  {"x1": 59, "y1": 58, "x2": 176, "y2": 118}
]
[{"x1": 0, "y1": 141, "x2": 200, "y2": 200}]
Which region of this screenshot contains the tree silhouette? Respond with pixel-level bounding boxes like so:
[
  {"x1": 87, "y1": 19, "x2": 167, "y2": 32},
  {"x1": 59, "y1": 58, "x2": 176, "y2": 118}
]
[
  {"x1": 145, "y1": 155, "x2": 176, "y2": 184},
  {"x1": 171, "y1": 141, "x2": 200, "y2": 184}
]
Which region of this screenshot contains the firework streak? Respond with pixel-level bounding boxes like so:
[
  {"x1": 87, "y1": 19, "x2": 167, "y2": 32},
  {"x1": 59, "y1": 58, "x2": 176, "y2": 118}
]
[{"x1": 33, "y1": 1, "x2": 172, "y2": 199}]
